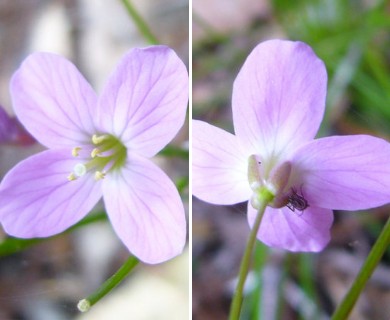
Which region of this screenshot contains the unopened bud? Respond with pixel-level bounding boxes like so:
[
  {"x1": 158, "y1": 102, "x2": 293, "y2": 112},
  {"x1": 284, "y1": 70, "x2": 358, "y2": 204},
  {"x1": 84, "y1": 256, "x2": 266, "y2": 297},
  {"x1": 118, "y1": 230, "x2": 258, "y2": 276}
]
[{"x1": 77, "y1": 299, "x2": 91, "y2": 312}]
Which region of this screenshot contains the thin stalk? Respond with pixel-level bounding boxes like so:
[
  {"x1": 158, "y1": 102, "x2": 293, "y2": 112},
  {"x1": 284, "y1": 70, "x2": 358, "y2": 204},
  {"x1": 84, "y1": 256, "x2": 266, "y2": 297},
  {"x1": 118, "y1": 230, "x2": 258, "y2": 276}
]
[
  {"x1": 331, "y1": 216, "x2": 390, "y2": 320},
  {"x1": 78, "y1": 255, "x2": 139, "y2": 312},
  {"x1": 229, "y1": 195, "x2": 271, "y2": 320},
  {"x1": 121, "y1": 0, "x2": 158, "y2": 45}
]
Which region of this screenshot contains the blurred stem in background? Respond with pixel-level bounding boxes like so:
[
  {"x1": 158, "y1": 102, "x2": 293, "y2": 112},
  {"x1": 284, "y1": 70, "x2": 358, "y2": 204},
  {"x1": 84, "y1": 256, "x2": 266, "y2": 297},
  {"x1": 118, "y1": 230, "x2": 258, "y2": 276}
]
[
  {"x1": 121, "y1": 0, "x2": 158, "y2": 45},
  {"x1": 331, "y1": 216, "x2": 390, "y2": 319},
  {"x1": 158, "y1": 144, "x2": 189, "y2": 160},
  {"x1": 250, "y1": 244, "x2": 268, "y2": 320},
  {"x1": 158, "y1": 144, "x2": 189, "y2": 193},
  {"x1": 0, "y1": 211, "x2": 107, "y2": 257}
]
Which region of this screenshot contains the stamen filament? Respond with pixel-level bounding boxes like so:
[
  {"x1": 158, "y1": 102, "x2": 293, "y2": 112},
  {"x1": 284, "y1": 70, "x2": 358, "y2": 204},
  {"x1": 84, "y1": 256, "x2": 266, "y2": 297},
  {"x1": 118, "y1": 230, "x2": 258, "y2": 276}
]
[
  {"x1": 91, "y1": 148, "x2": 101, "y2": 158},
  {"x1": 94, "y1": 171, "x2": 106, "y2": 180}
]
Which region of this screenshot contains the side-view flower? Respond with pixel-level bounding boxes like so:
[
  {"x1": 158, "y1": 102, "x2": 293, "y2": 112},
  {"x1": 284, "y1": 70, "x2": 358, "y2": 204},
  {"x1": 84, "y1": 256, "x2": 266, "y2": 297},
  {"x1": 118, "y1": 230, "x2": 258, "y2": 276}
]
[
  {"x1": 0, "y1": 46, "x2": 188, "y2": 264},
  {"x1": 193, "y1": 39, "x2": 390, "y2": 252}
]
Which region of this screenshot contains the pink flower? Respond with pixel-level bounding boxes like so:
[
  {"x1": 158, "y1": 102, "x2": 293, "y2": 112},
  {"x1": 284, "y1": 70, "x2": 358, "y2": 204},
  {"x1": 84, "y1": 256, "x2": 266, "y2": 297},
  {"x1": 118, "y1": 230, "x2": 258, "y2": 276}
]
[
  {"x1": 193, "y1": 39, "x2": 390, "y2": 252},
  {"x1": 0, "y1": 46, "x2": 188, "y2": 264}
]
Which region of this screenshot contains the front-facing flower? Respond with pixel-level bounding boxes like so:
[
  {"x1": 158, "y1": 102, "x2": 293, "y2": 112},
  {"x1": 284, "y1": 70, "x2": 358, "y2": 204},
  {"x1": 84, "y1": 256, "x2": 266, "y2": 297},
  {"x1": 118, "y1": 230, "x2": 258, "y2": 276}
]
[
  {"x1": 0, "y1": 46, "x2": 188, "y2": 264},
  {"x1": 193, "y1": 39, "x2": 390, "y2": 252}
]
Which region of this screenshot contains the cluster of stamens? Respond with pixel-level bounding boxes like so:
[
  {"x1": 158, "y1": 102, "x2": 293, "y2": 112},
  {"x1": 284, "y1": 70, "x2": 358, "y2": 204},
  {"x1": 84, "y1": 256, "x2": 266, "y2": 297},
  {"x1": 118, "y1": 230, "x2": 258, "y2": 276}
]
[{"x1": 67, "y1": 134, "x2": 126, "y2": 182}]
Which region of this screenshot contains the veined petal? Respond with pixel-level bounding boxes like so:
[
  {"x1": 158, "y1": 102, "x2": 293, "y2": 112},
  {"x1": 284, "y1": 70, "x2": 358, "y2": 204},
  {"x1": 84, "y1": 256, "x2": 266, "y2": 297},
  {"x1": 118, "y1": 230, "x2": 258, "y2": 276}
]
[
  {"x1": 292, "y1": 135, "x2": 390, "y2": 210},
  {"x1": 232, "y1": 40, "x2": 327, "y2": 157},
  {"x1": 102, "y1": 156, "x2": 186, "y2": 264},
  {"x1": 10, "y1": 53, "x2": 97, "y2": 148},
  {"x1": 0, "y1": 150, "x2": 103, "y2": 237},
  {"x1": 248, "y1": 205, "x2": 333, "y2": 252},
  {"x1": 192, "y1": 120, "x2": 251, "y2": 205},
  {"x1": 98, "y1": 46, "x2": 188, "y2": 158}
]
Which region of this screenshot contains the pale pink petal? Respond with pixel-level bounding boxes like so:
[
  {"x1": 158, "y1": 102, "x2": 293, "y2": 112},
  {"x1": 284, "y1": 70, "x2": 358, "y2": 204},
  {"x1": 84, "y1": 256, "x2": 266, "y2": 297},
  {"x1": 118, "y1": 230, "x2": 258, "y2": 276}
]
[
  {"x1": 292, "y1": 135, "x2": 390, "y2": 210},
  {"x1": 248, "y1": 204, "x2": 333, "y2": 252},
  {"x1": 192, "y1": 120, "x2": 251, "y2": 205},
  {"x1": 102, "y1": 155, "x2": 186, "y2": 264},
  {"x1": 0, "y1": 150, "x2": 102, "y2": 237},
  {"x1": 232, "y1": 40, "x2": 327, "y2": 157},
  {"x1": 98, "y1": 46, "x2": 188, "y2": 158},
  {"x1": 10, "y1": 53, "x2": 98, "y2": 148}
]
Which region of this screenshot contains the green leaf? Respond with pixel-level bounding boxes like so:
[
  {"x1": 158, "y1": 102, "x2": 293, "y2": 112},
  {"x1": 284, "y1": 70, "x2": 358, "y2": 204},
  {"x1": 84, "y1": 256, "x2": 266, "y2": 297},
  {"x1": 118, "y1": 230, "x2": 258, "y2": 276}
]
[{"x1": 0, "y1": 211, "x2": 107, "y2": 257}]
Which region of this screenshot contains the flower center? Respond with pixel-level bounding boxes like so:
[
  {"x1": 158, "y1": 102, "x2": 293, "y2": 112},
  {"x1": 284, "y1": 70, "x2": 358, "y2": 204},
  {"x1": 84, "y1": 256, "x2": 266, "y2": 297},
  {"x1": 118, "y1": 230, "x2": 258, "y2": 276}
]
[
  {"x1": 247, "y1": 155, "x2": 292, "y2": 210},
  {"x1": 67, "y1": 134, "x2": 127, "y2": 181}
]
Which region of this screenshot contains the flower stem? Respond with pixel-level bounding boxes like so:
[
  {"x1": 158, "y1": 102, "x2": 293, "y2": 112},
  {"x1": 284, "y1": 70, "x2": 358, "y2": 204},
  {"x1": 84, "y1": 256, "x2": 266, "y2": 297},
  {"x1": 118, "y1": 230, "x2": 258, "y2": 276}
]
[
  {"x1": 121, "y1": 0, "x2": 158, "y2": 45},
  {"x1": 229, "y1": 191, "x2": 272, "y2": 320},
  {"x1": 331, "y1": 216, "x2": 390, "y2": 320},
  {"x1": 77, "y1": 255, "x2": 139, "y2": 312}
]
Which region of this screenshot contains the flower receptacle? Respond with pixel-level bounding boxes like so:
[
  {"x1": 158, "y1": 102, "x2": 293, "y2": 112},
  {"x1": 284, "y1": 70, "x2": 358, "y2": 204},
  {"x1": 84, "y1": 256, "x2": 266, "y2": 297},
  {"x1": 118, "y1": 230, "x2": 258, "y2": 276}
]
[
  {"x1": 248, "y1": 155, "x2": 292, "y2": 210},
  {"x1": 251, "y1": 186, "x2": 275, "y2": 210}
]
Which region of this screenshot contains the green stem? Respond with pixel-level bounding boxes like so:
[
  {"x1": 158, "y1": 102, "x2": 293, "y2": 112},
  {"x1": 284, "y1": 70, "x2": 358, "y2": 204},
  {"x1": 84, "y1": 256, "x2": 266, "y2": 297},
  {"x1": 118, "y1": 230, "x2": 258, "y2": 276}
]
[
  {"x1": 121, "y1": 0, "x2": 158, "y2": 45},
  {"x1": 78, "y1": 255, "x2": 139, "y2": 312},
  {"x1": 229, "y1": 195, "x2": 271, "y2": 320},
  {"x1": 331, "y1": 216, "x2": 390, "y2": 320},
  {"x1": 0, "y1": 211, "x2": 107, "y2": 257}
]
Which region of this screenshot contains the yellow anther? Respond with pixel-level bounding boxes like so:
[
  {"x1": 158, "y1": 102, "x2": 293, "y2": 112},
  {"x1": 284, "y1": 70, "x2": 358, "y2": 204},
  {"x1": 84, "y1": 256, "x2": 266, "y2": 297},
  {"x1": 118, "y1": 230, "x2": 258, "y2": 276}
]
[
  {"x1": 92, "y1": 134, "x2": 108, "y2": 145},
  {"x1": 94, "y1": 171, "x2": 106, "y2": 181},
  {"x1": 67, "y1": 173, "x2": 77, "y2": 181},
  {"x1": 91, "y1": 148, "x2": 101, "y2": 158},
  {"x1": 72, "y1": 147, "x2": 82, "y2": 157}
]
